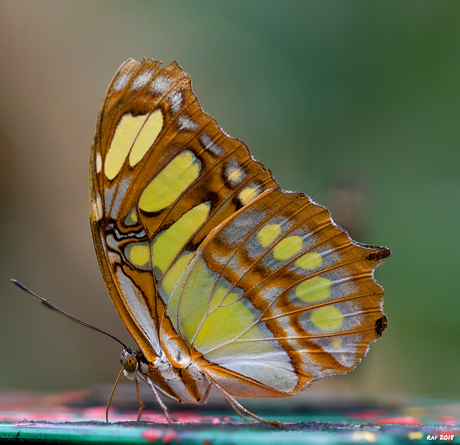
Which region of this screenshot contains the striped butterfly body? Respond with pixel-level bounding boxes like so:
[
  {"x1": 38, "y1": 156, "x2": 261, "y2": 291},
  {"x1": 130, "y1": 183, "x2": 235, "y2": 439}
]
[{"x1": 90, "y1": 58, "x2": 389, "y2": 423}]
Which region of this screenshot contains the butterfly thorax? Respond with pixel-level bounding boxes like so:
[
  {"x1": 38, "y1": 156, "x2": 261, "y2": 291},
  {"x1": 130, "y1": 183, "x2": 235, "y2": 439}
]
[{"x1": 120, "y1": 340, "x2": 210, "y2": 404}]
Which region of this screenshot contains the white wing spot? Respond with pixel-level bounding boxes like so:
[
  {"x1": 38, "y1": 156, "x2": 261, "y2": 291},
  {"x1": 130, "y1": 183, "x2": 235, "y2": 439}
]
[
  {"x1": 96, "y1": 152, "x2": 102, "y2": 173},
  {"x1": 200, "y1": 133, "x2": 224, "y2": 156},
  {"x1": 177, "y1": 115, "x2": 198, "y2": 131},
  {"x1": 132, "y1": 71, "x2": 153, "y2": 89},
  {"x1": 150, "y1": 75, "x2": 170, "y2": 95},
  {"x1": 93, "y1": 194, "x2": 103, "y2": 221},
  {"x1": 113, "y1": 73, "x2": 130, "y2": 91},
  {"x1": 168, "y1": 90, "x2": 183, "y2": 115}
]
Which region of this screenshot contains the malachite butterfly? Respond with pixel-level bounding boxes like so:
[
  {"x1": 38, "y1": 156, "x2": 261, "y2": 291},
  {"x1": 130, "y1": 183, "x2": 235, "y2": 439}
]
[{"x1": 89, "y1": 58, "x2": 390, "y2": 424}]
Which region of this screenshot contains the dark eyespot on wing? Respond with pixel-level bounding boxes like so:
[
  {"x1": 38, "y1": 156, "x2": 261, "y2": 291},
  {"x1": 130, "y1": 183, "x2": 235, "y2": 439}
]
[
  {"x1": 375, "y1": 315, "x2": 388, "y2": 336},
  {"x1": 366, "y1": 246, "x2": 391, "y2": 262}
]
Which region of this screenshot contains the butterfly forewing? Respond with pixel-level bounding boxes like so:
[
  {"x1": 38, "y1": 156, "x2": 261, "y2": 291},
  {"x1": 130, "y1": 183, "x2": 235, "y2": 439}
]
[
  {"x1": 90, "y1": 57, "x2": 389, "y2": 402},
  {"x1": 90, "y1": 58, "x2": 280, "y2": 362}
]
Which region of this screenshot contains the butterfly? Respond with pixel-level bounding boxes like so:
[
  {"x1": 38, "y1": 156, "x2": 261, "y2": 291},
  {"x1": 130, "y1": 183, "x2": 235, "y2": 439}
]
[{"x1": 89, "y1": 58, "x2": 390, "y2": 424}]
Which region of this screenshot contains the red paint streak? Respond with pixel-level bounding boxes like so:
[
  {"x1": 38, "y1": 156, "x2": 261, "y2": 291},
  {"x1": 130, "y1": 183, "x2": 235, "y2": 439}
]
[
  {"x1": 141, "y1": 428, "x2": 163, "y2": 443},
  {"x1": 82, "y1": 406, "x2": 107, "y2": 420},
  {"x1": 377, "y1": 416, "x2": 423, "y2": 425},
  {"x1": 87, "y1": 407, "x2": 167, "y2": 422},
  {"x1": 351, "y1": 410, "x2": 388, "y2": 420},
  {"x1": 162, "y1": 429, "x2": 179, "y2": 444},
  {"x1": 435, "y1": 416, "x2": 459, "y2": 424}
]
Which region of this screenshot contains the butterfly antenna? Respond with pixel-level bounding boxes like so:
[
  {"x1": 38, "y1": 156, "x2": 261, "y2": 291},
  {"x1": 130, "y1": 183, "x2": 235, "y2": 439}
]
[{"x1": 11, "y1": 279, "x2": 128, "y2": 349}]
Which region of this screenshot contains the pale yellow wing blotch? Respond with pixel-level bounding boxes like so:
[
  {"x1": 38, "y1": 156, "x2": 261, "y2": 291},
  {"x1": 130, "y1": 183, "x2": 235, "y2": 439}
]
[{"x1": 165, "y1": 188, "x2": 389, "y2": 396}]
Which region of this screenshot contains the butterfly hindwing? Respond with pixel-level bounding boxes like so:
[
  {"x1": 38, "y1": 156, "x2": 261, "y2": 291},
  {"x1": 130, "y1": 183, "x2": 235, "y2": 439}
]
[{"x1": 163, "y1": 188, "x2": 389, "y2": 397}]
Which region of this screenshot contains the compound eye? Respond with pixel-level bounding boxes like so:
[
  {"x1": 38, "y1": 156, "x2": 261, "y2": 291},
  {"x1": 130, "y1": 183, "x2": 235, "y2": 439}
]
[{"x1": 120, "y1": 350, "x2": 138, "y2": 373}]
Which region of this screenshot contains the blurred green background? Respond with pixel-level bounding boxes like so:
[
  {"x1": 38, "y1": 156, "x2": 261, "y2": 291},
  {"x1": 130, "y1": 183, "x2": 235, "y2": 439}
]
[{"x1": 1, "y1": 0, "x2": 459, "y2": 402}]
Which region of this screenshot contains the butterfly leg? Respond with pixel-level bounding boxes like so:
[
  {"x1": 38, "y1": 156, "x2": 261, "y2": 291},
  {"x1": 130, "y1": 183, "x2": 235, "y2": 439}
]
[
  {"x1": 224, "y1": 397, "x2": 256, "y2": 422},
  {"x1": 197, "y1": 381, "x2": 212, "y2": 405},
  {"x1": 145, "y1": 375, "x2": 174, "y2": 424},
  {"x1": 211, "y1": 380, "x2": 282, "y2": 426},
  {"x1": 135, "y1": 378, "x2": 145, "y2": 421}
]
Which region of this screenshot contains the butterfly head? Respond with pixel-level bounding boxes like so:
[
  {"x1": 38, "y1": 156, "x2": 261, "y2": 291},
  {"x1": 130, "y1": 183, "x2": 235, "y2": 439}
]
[{"x1": 120, "y1": 348, "x2": 142, "y2": 379}]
